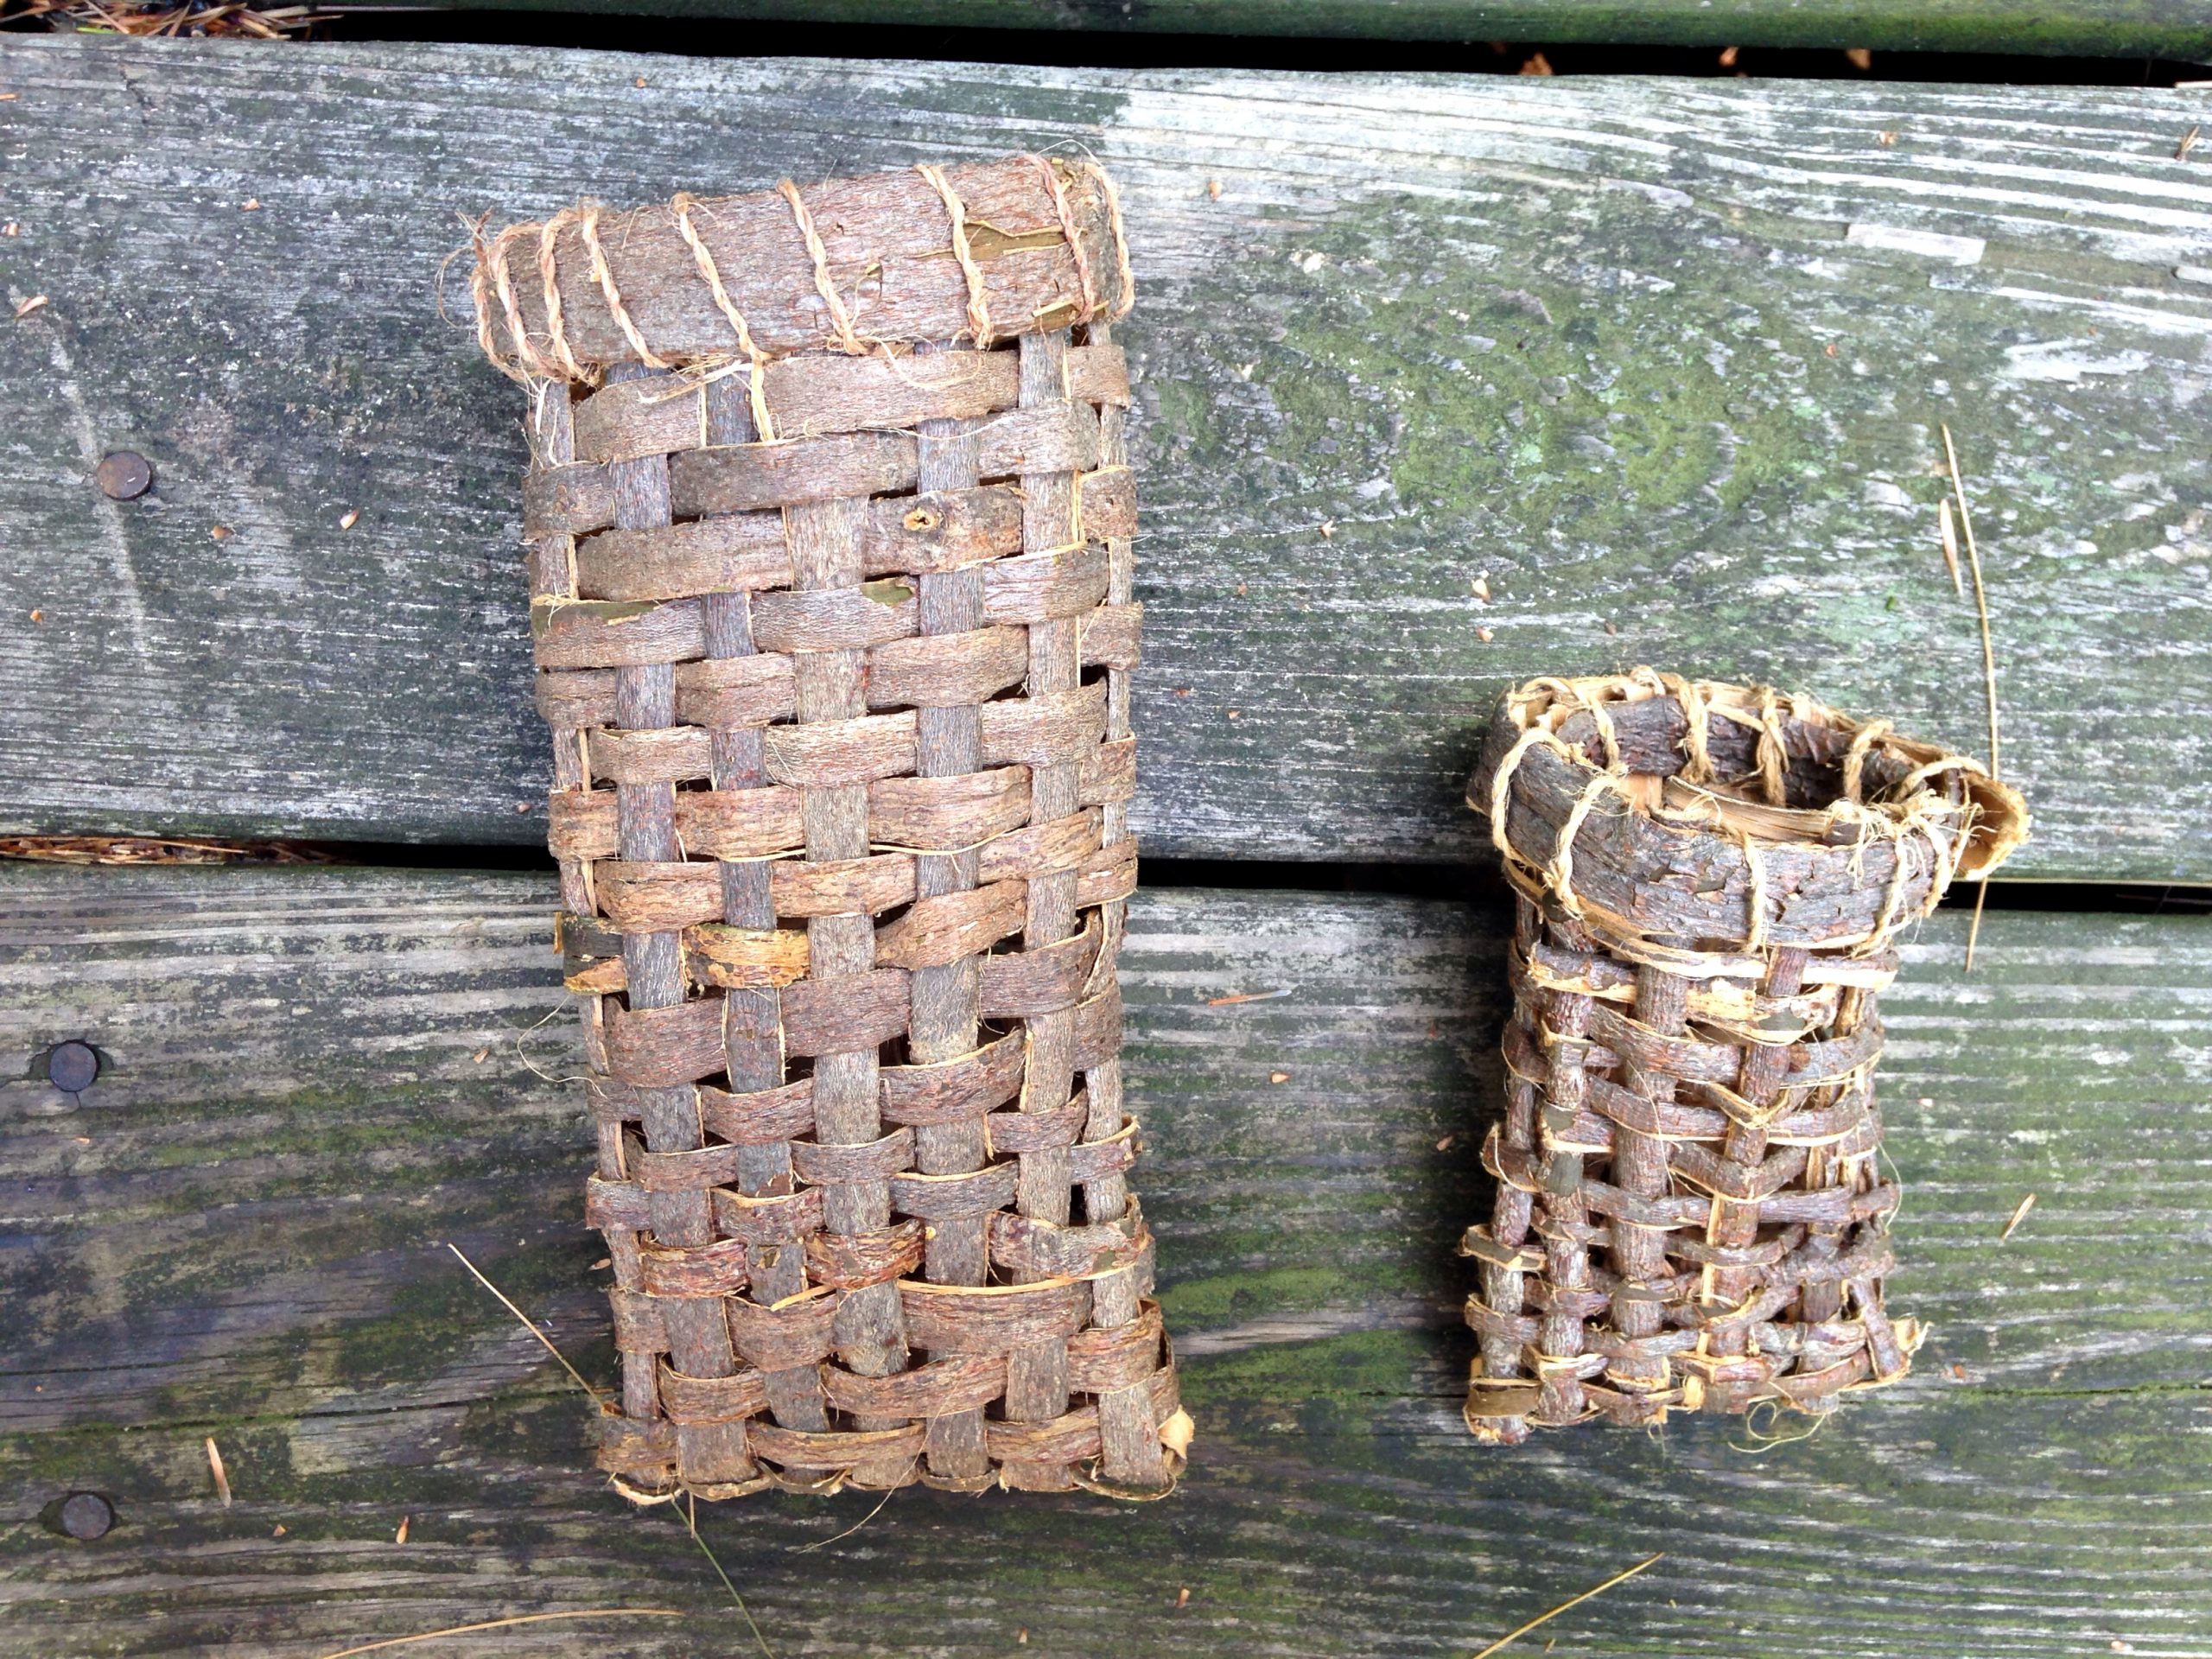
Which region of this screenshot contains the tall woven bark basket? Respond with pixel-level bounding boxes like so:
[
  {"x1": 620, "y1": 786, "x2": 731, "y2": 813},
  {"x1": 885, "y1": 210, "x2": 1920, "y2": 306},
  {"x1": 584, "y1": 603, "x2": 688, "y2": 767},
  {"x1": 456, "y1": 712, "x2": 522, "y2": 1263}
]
[
  {"x1": 1460, "y1": 671, "x2": 2028, "y2": 1442},
  {"x1": 467, "y1": 155, "x2": 1185, "y2": 1498}
]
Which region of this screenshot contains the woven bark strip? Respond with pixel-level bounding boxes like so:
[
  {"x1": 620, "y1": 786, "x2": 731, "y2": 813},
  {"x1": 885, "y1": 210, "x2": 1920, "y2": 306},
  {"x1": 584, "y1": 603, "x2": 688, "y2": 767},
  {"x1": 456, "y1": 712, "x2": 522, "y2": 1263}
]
[
  {"x1": 472, "y1": 154, "x2": 1185, "y2": 1500},
  {"x1": 1461, "y1": 671, "x2": 2029, "y2": 1441}
]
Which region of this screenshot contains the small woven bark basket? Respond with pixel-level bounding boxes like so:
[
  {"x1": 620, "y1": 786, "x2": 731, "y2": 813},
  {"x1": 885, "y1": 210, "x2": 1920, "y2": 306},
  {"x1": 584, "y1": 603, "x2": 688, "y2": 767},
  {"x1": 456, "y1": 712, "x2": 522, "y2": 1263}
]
[
  {"x1": 1461, "y1": 671, "x2": 2028, "y2": 1441},
  {"x1": 468, "y1": 154, "x2": 1185, "y2": 1498}
]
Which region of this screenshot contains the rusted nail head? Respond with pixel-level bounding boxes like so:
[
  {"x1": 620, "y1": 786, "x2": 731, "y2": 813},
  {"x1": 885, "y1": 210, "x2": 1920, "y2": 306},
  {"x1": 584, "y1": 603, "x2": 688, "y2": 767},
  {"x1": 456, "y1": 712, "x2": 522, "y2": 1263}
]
[
  {"x1": 60, "y1": 1491, "x2": 115, "y2": 1541},
  {"x1": 47, "y1": 1039, "x2": 99, "y2": 1094},
  {"x1": 95, "y1": 451, "x2": 152, "y2": 500}
]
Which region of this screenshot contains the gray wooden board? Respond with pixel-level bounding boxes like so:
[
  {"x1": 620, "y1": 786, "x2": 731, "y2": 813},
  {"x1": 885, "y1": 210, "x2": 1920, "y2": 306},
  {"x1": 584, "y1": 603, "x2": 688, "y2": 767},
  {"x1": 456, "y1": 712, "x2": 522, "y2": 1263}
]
[
  {"x1": 3, "y1": 864, "x2": 2208, "y2": 1655},
  {"x1": 419, "y1": 0, "x2": 2212, "y2": 60},
  {"x1": 0, "y1": 41, "x2": 2209, "y2": 878}
]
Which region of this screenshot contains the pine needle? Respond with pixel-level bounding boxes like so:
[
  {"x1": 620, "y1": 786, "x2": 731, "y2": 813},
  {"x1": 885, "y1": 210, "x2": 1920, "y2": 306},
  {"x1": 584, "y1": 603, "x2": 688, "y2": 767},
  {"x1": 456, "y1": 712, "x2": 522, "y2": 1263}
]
[
  {"x1": 205, "y1": 1436, "x2": 232, "y2": 1507},
  {"x1": 1942, "y1": 423, "x2": 2002, "y2": 974},
  {"x1": 446, "y1": 1243, "x2": 606, "y2": 1408},
  {"x1": 1468, "y1": 1554, "x2": 1664, "y2": 1659},
  {"x1": 313, "y1": 1608, "x2": 683, "y2": 1659},
  {"x1": 2000, "y1": 1192, "x2": 2037, "y2": 1241},
  {"x1": 1936, "y1": 496, "x2": 1964, "y2": 597},
  {"x1": 687, "y1": 1492, "x2": 776, "y2": 1659}
]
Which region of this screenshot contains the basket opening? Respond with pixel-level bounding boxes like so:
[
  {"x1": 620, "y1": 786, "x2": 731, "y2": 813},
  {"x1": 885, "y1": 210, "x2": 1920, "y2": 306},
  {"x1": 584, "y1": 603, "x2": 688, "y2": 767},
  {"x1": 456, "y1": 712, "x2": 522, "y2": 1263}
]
[{"x1": 1515, "y1": 671, "x2": 2028, "y2": 878}]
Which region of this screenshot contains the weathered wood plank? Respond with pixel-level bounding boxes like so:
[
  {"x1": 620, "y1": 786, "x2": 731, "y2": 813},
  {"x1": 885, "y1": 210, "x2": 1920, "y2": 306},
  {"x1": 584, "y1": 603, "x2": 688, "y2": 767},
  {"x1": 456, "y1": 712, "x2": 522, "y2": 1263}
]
[
  {"x1": 3, "y1": 41, "x2": 2209, "y2": 874},
  {"x1": 3, "y1": 865, "x2": 2207, "y2": 1653},
  {"x1": 429, "y1": 0, "x2": 2212, "y2": 59},
  {"x1": 6, "y1": 1390, "x2": 2206, "y2": 1657}
]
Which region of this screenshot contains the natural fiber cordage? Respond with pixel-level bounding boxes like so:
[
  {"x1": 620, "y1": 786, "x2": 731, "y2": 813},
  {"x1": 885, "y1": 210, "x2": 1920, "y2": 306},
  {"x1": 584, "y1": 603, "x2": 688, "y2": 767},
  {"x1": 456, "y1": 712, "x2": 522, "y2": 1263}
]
[
  {"x1": 1460, "y1": 671, "x2": 2028, "y2": 1440},
  {"x1": 468, "y1": 155, "x2": 1182, "y2": 1498}
]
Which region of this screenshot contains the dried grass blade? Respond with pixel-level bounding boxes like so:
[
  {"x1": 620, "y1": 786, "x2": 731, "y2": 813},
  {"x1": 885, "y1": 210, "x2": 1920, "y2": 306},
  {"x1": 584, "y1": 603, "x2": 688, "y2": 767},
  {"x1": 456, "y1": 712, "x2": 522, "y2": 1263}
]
[
  {"x1": 1467, "y1": 1553, "x2": 1663, "y2": 1659},
  {"x1": 314, "y1": 1608, "x2": 684, "y2": 1659},
  {"x1": 1940, "y1": 423, "x2": 2001, "y2": 781},
  {"x1": 1942, "y1": 423, "x2": 2003, "y2": 976},
  {"x1": 446, "y1": 1242, "x2": 606, "y2": 1408},
  {"x1": 687, "y1": 1493, "x2": 776, "y2": 1659},
  {"x1": 791, "y1": 1467, "x2": 908, "y2": 1554}
]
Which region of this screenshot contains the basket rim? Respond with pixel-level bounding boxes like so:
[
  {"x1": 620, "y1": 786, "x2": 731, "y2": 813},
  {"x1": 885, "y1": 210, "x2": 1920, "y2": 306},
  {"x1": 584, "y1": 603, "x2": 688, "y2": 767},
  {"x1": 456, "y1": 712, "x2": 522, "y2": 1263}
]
[
  {"x1": 1466, "y1": 668, "x2": 2030, "y2": 962},
  {"x1": 467, "y1": 152, "x2": 1134, "y2": 387}
]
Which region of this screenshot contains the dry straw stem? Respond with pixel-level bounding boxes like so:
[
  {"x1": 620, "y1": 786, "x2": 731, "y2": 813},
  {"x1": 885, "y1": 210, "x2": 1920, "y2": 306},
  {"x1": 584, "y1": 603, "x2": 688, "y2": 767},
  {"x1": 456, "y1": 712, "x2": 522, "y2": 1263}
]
[
  {"x1": 313, "y1": 1609, "x2": 684, "y2": 1659},
  {"x1": 1942, "y1": 423, "x2": 2003, "y2": 972},
  {"x1": 1941, "y1": 424, "x2": 2002, "y2": 780},
  {"x1": 790, "y1": 1476, "x2": 906, "y2": 1554},
  {"x1": 0, "y1": 833, "x2": 334, "y2": 865},
  {"x1": 1467, "y1": 1553, "x2": 1664, "y2": 1659},
  {"x1": 445, "y1": 1243, "x2": 607, "y2": 1408},
  {"x1": 447, "y1": 1247, "x2": 777, "y2": 1652},
  {"x1": 685, "y1": 1495, "x2": 776, "y2": 1657}
]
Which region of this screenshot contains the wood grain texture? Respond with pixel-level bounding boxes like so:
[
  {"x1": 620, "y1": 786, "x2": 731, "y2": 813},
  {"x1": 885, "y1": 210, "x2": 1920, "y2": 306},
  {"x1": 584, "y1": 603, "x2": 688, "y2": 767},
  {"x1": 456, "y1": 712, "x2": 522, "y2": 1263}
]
[
  {"x1": 1, "y1": 41, "x2": 2210, "y2": 878},
  {"x1": 429, "y1": 0, "x2": 2212, "y2": 60},
  {"x1": 3, "y1": 864, "x2": 2208, "y2": 1655}
]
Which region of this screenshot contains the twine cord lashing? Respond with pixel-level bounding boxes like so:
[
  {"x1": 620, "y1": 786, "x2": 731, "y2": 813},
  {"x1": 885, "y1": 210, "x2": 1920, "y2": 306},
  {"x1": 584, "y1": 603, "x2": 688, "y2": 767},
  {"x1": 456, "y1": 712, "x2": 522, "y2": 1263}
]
[
  {"x1": 1670, "y1": 673, "x2": 1713, "y2": 784},
  {"x1": 1549, "y1": 767, "x2": 1633, "y2": 922},
  {"x1": 1840, "y1": 718, "x2": 1891, "y2": 804},
  {"x1": 490, "y1": 221, "x2": 554, "y2": 384},
  {"x1": 1487, "y1": 726, "x2": 1570, "y2": 864},
  {"x1": 1033, "y1": 154, "x2": 1101, "y2": 324},
  {"x1": 464, "y1": 213, "x2": 518, "y2": 382},
  {"x1": 1753, "y1": 686, "x2": 1789, "y2": 806},
  {"x1": 1082, "y1": 158, "x2": 1137, "y2": 321},
  {"x1": 580, "y1": 202, "x2": 671, "y2": 372},
  {"x1": 537, "y1": 207, "x2": 590, "y2": 384},
  {"x1": 672, "y1": 193, "x2": 776, "y2": 441},
  {"x1": 779, "y1": 178, "x2": 866, "y2": 355},
  {"x1": 916, "y1": 163, "x2": 994, "y2": 349},
  {"x1": 1586, "y1": 696, "x2": 1623, "y2": 771}
]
